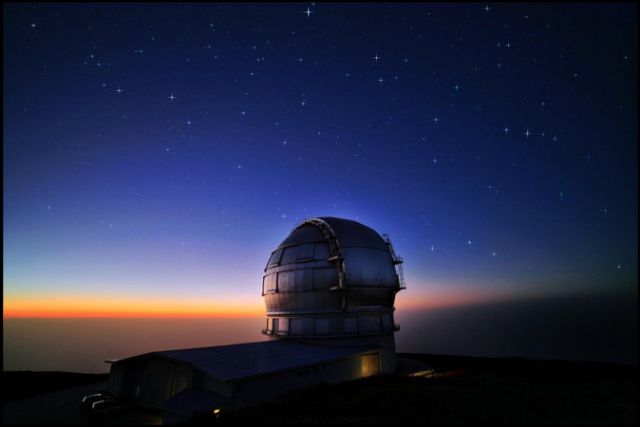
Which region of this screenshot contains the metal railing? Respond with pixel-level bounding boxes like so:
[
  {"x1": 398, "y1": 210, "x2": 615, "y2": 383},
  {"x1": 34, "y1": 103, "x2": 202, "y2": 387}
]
[{"x1": 383, "y1": 234, "x2": 406, "y2": 290}]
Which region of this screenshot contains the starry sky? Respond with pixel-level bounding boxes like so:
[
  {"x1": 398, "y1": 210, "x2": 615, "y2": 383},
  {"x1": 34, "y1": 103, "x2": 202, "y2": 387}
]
[{"x1": 3, "y1": 3, "x2": 638, "y2": 317}]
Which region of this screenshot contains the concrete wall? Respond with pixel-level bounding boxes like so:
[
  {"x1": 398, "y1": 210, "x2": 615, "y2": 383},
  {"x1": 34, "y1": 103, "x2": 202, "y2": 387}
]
[
  {"x1": 110, "y1": 357, "x2": 193, "y2": 406},
  {"x1": 282, "y1": 333, "x2": 397, "y2": 374},
  {"x1": 229, "y1": 351, "x2": 381, "y2": 407}
]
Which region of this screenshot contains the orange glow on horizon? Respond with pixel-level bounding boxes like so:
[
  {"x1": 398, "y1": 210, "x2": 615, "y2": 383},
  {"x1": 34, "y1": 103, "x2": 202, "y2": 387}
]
[
  {"x1": 3, "y1": 295, "x2": 264, "y2": 318},
  {"x1": 5, "y1": 282, "x2": 524, "y2": 318},
  {"x1": 395, "y1": 285, "x2": 515, "y2": 310}
]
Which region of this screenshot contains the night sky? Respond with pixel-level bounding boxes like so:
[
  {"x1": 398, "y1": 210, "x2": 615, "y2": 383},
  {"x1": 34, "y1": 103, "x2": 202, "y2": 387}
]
[{"x1": 4, "y1": 3, "x2": 638, "y2": 317}]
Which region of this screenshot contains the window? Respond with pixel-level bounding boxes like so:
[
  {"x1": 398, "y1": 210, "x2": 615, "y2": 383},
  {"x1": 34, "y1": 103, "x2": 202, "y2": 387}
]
[
  {"x1": 290, "y1": 318, "x2": 314, "y2": 335},
  {"x1": 358, "y1": 316, "x2": 382, "y2": 333},
  {"x1": 281, "y1": 244, "x2": 315, "y2": 265},
  {"x1": 278, "y1": 317, "x2": 288, "y2": 333},
  {"x1": 295, "y1": 243, "x2": 314, "y2": 262},
  {"x1": 281, "y1": 247, "x2": 297, "y2": 265},
  {"x1": 277, "y1": 271, "x2": 294, "y2": 292},
  {"x1": 263, "y1": 274, "x2": 277, "y2": 293},
  {"x1": 278, "y1": 270, "x2": 312, "y2": 292},
  {"x1": 267, "y1": 249, "x2": 283, "y2": 268}
]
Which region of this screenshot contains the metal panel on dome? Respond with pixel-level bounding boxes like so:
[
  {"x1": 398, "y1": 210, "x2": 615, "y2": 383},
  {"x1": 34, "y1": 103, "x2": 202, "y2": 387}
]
[
  {"x1": 317, "y1": 217, "x2": 389, "y2": 250},
  {"x1": 278, "y1": 224, "x2": 326, "y2": 247},
  {"x1": 341, "y1": 248, "x2": 398, "y2": 287}
]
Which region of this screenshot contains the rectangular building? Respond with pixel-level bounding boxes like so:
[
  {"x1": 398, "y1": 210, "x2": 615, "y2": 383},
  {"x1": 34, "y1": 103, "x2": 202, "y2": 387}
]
[{"x1": 107, "y1": 340, "x2": 381, "y2": 422}]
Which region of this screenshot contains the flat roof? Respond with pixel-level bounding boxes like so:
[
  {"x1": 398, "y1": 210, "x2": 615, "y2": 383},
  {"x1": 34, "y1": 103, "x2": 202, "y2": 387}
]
[{"x1": 116, "y1": 340, "x2": 378, "y2": 381}]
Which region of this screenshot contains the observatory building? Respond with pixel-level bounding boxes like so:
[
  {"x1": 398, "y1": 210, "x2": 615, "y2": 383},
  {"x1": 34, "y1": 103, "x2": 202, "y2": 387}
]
[{"x1": 105, "y1": 217, "x2": 405, "y2": 422}]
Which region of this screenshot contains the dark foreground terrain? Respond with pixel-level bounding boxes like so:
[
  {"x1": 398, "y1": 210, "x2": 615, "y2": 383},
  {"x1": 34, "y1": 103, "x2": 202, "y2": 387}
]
[
  {"x1": 3, "y1": 354, "x2": 637, "y2": 425},
  {"x1": 3, "y1": 371, "x2": 109, "y2": 403},
  {"x1": 197, "y1": 353, "x2": 638, "y2": 425}
]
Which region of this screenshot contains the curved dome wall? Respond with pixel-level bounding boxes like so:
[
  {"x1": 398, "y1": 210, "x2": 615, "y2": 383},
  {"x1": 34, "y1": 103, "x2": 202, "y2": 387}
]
[{"x1": 262, "y1": 217, "x2": 404, "y2": 338}]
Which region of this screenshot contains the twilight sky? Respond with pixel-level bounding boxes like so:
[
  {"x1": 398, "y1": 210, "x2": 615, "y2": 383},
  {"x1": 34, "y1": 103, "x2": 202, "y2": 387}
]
[{"x1": 3, "y1": 3, "x2": 637, "y2": 317}]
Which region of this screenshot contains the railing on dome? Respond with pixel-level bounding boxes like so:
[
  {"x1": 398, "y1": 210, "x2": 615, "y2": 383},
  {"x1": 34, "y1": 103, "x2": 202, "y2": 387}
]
[{"x1": 383, "y1": 234, "x2": 406, "y2": 290}]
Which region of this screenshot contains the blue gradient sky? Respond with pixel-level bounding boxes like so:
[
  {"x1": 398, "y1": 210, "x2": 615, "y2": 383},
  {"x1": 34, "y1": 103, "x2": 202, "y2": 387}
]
[{"x1": 3, "y1": 3, "x2": 637, "y2": 316}]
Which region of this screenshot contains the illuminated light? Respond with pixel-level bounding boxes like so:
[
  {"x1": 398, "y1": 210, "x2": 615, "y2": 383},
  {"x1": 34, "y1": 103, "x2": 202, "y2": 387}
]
[{"x1": 212, "y1": 408, "x2": 221, "y2": 416}]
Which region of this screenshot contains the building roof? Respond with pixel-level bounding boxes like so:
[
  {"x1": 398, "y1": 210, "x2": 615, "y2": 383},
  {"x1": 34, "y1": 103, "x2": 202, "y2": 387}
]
[{"x1": 117, "y1": 340, "x2": 378, "y2": 382}]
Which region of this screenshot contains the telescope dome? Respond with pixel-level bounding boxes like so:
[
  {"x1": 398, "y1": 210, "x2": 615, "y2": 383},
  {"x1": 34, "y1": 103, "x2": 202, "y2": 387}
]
[{"x1": 262, "y1": 217, "x2": 404, "y2": 338}]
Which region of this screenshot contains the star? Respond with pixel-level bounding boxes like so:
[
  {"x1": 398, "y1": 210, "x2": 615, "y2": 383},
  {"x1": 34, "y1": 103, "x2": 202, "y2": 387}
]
[
  {"x1": 378, "y1": 77, "x2": 384, "y2": 83},
  {"x1": 115, "y1": 87, "x2": 123, "y2": 94},
  {"x1": 281, "y1": 213, "x2": 287, "y2": 219},
  {"x1": 186, "y1": 119, "x2": 192, "y2": 126},
  {"x1": 559, "y1": 191, "x2": 564, "y2": 201},
  {"x1": 524, "y1": 129, "x2": 531, "y2": 137},
  {"x1": 484, "y1": 5, "x2": 490, "y2": 12},
  {"x1": 373, "y1": 53, "x2": 380, "y2": 62},
  {"x1": 453, "y1": 84, "x2": 459, "y2": 90},
  {"x1": 304, "y1": 7, "x2": 313, "y2": 18},
  {"x1": 168, "y1": 93, "x2": 176, "y2": 101},
  {"x1": 30, "y1": 23, "x2": 37, "y2": 29},
  {"x1": 503, "y1": 126, "x2": 509, "y2": 133},
  {"x1": 241, "y1": 110, "x2": 246, "y2": 116},
  {"x1": 404, "y1": 57, "x2": 409, "y2": 63},
  {"x1": 491, "y1": 251, "x2": 497, "y2": 257},
  {"x1": 282, "y1": 140, "x2": 287, "y2": 145},
  {"x1": 300, "y1": 100, "x2": 306, "y2": 106},
  {"x1": 433, "y1": 117, "x2": 439, "y2": 123},
  {"x1": 237, "y1": 164, "x2": 242, "y2": 169},
  {"x1": 616, "y1": 264, "x2": 621, "y2": 270},
  {"x1": 467, "y1": 239, "x2": 472, "y2": 246},
  {"x1": 432, "y1": 157, "x2": 437, "y2": 165},
  {"x1": 430, "y1": 245, "x2": 435, "y2": 252}
]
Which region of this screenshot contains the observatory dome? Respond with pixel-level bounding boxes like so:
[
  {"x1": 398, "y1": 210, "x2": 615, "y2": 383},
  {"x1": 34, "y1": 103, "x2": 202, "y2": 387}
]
[{"x1": 262, "y1": 217, "x2": 405, "y2": 338}]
